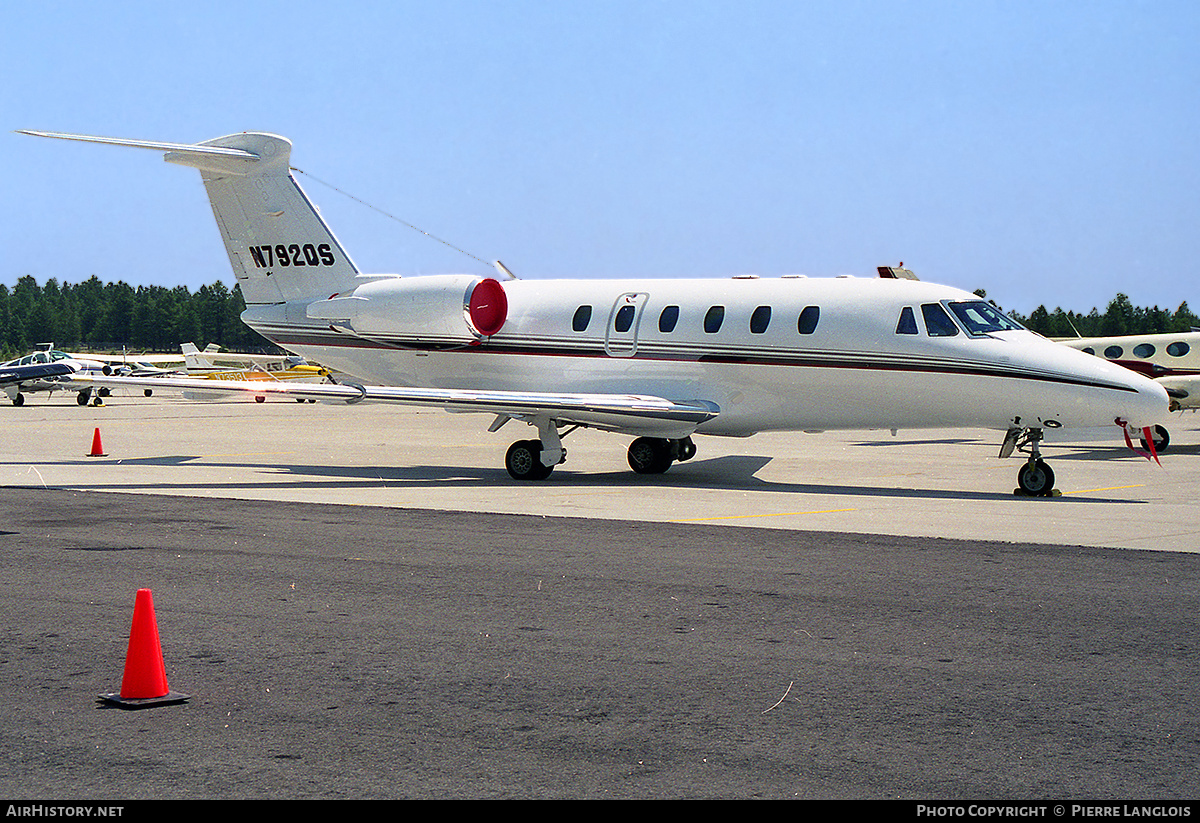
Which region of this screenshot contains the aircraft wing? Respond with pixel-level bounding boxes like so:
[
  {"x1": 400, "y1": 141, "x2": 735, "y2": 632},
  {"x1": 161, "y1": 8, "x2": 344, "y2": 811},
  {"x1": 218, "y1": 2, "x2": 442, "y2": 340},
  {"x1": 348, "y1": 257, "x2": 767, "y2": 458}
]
[
  {"x1": 72, "y1": 352, "x2": 185, "y2": 367},
  {"x1": 1, "y1": 362, "x2": 74, "y2": 386},
  {"x1": 67, "y1": 374, "x2": 720, "y2": 437}
]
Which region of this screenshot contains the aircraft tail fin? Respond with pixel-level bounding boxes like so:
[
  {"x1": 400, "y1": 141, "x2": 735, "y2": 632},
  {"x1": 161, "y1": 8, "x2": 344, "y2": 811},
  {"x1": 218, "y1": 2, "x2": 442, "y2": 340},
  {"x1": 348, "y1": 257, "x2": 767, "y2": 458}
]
[
  {"x1": 17, "y1": 130, "x2": 360, "y2": 306},
  {"x1": 180, "y1": 342, "x2": 202, "y2": 371}
]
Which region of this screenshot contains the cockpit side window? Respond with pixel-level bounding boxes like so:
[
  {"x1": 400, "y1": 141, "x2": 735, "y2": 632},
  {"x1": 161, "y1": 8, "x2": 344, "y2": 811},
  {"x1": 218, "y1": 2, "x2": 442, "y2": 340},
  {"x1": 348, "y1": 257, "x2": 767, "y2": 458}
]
[
  {"x1": 896, "y1": 306, "x2": 918, "y2": 335},
  {"x1": 572, "y1": 305, "x2": 592, "y2": 332},
  {"x1": 921, "y1": 303, "x2": 959, "y2": 337}
]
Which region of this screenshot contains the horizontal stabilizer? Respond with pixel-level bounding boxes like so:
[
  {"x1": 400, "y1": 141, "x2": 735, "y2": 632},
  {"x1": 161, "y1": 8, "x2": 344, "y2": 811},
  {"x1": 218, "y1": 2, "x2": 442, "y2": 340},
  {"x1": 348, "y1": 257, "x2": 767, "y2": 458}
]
[
  {"x1": 20, "y1": 128, "x2": 357, "y2": 304},
  {"x1": 16, "y1": 130, "x2": 260, "y2": 161}
]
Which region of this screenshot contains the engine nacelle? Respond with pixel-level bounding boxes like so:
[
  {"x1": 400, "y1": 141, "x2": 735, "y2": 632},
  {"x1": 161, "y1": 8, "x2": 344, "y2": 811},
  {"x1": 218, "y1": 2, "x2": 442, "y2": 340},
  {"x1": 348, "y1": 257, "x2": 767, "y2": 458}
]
[{"x1": 307, "y1": 274, "x2": 507, "y2": 342}]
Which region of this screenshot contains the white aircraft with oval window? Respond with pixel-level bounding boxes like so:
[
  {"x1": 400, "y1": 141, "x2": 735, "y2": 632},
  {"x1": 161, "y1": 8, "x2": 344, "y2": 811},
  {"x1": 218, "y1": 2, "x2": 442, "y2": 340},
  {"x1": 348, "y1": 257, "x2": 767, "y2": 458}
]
[
  {"x1": 1058, "y1": 331, "x2": 1200, "y2": 452},
  {"x1": 19, "y1": 130, "x2": 1171, "y2": 496}
]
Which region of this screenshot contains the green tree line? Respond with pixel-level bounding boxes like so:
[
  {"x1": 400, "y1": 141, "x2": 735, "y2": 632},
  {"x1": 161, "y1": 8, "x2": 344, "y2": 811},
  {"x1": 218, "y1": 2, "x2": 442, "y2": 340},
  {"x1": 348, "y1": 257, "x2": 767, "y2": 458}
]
[
  {"x1": 0, "y1": 275, "x2": 278, "y2": 360},
  {"x1": 1002, "y1": 293, "x2": 1199, "y2": 339}
]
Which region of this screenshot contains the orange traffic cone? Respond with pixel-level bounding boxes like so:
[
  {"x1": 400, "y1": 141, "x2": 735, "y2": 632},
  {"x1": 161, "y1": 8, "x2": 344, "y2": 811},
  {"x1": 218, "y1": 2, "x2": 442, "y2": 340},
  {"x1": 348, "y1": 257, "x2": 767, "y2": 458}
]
[
  {"x1": 98, "y1": 589, "x2": 189, "y2": 709},
  {"x1": 87, "y1": 427, "x2": 107, "y2": 458}
]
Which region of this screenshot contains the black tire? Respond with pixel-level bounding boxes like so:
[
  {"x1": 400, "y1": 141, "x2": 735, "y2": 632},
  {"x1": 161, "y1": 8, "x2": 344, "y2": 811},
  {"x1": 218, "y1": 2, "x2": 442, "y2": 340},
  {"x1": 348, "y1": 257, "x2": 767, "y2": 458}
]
[
  {"x1": 12, "y1": 393, "x2": 24, "y2": 407},
  {"x1": 1016, "y1": 459, "x2": 1055, "y2": 497},
  {"x1": 76, "y1": 390, "x2": 90, "y2": 406},
  {"x1": 506, "y1": 440, "x2": 554, "y2": 480},
  {"x1": 144, "y1": 389, "x2": 153, "y2": 397},
  {"x1": 628, "y1": 437, "x2": 673, "y2": 474},
  {"x1": 1140, "y1": 425, "x2": 1169, "y2": 453},
  {"x1": 675, "y1": 436, "x2": 697, "y2": 462}
]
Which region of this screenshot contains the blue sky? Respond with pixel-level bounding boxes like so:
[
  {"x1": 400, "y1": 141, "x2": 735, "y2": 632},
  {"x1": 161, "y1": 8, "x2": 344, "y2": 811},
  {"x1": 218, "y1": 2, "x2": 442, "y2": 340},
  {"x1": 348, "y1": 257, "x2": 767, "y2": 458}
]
[{"x1": 4, "y1": 0, "x2": 1197, "y2": 316}]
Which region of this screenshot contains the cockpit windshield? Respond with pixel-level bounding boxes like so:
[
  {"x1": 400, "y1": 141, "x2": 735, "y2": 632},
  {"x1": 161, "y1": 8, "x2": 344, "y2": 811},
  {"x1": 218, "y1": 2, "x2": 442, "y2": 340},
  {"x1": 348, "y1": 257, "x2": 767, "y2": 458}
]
[{"x1": 947, "y1": 301, "x2": 1024, "y2": 336}]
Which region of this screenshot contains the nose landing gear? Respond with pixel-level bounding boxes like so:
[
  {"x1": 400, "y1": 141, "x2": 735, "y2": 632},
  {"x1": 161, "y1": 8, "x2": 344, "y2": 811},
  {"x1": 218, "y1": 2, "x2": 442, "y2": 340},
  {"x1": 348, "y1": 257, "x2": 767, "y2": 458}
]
[{"x1": 1001, "y1": 426, "x2": 1060, "y2": 497}]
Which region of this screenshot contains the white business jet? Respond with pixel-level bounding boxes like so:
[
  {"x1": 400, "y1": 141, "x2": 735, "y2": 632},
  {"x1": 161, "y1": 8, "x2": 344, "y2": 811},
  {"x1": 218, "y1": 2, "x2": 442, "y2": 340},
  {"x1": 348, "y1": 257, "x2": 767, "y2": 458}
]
[{"x1": 19, "y1": 130, "x2": 1170, "y2": 495}]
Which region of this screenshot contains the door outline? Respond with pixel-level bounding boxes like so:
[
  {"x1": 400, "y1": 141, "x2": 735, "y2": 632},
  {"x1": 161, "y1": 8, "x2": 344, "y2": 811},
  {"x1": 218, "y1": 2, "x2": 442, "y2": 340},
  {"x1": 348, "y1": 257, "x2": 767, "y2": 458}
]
[{"x1": 604, "y1": 292, "x2": 648, "y2": 357}]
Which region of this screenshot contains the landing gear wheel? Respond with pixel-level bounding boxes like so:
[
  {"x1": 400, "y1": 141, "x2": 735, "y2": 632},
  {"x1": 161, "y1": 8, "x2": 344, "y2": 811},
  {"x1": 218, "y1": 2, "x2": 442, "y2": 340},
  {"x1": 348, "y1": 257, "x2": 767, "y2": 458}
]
[
  {"x1": 506, "y1": 439, "x2": 554, "y2": 480},
  {"x1": 76, "y1": 390, "x2": 90, "y2": 406},
  {"x1": 1016, "y1": 459, "x2": 1055, "y2": 497},
  {"x1": 12, "y1": 393, "x2": 24, "y2": 407},
  {"x1": 628, "y1": 437, "x2": 674, "y2": 474},
  {"x1": 143, "y1": 389, "x2": 153, "y2": 397},
  {"x1": 676, "y1": 436, "x2": 697, "y2": 462},
  {"x1": 1140, "y1": 425, "x2": 1169, "y2": 453}
]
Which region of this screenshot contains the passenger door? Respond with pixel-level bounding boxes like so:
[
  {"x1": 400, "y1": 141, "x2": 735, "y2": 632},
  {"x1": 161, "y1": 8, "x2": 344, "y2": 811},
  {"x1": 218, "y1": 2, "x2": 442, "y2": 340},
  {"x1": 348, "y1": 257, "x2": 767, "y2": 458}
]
[{"x1": 604, "y1": 292, "x2": 648, "y2": 357}]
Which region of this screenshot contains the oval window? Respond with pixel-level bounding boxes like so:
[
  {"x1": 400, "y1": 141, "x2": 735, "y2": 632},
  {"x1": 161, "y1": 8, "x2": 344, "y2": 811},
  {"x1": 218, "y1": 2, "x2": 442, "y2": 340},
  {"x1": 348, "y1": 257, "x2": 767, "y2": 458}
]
[
  {"x1": 799, "y1": 305, "x2": 821, "y2": 335},
  {"x1": 1104, "y1": 345, "x2": 1124, "y2": 359},
  {"x1": 614, "y1": 304, "x2": 636, "y2": 333},
  {"x1": 750, "y1": 306, "x2": 771, "y2": 334},
  {"x1": 659, "y1": 305, "x2": 679, "y2": 333},
  {"x1": 1167, "y1": 341, "x2": 1191, "y2": 357},
  {"x1": 704, "y1": 306, "x2": 725, "y2": 334},
  {"x1": 1133, "y1": 343, "x2": 1156, "y2": 358}
]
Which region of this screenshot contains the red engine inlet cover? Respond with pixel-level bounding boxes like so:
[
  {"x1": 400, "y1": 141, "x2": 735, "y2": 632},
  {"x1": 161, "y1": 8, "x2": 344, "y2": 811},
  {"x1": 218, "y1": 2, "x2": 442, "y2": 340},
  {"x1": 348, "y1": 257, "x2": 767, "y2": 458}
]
[{"x1": 467, "y1": 278, "x2": 507, "y2": 337}]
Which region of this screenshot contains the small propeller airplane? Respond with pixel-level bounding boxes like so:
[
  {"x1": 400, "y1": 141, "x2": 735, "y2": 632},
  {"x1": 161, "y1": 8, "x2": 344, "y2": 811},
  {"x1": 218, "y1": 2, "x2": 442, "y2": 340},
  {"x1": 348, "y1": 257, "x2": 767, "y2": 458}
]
[
  {"x1": 1, "y1": 345, "x2": 108, "y2": 406},
  {"x1": 18, "y1": 129, "x2": 1172, "y2": 495},
  {"x1": 0, "y1": 357, "x2": 77, "y2": 404},
  {"x1": 177, "y1": 342, "x2": 332, "y2": 402}
]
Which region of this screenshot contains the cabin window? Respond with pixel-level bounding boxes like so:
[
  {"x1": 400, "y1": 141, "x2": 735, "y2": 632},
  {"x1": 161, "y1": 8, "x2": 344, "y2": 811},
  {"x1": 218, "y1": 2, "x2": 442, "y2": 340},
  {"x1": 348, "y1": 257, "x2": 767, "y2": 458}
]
[
  {"x1": 1082, "y1": 347, "x2": 1095, "y2": 355},
  {"x1": 896, "y1": 307, "x2": 918, "y2": 335},
  {"x1": 921, "y1": 303, "x2": 959, "y2": 337},
  {"x1": 1104, "y1": 345, "x2": 1124, "y2": 359},
  {"x1": 750, "y1": 306, "x2": 771, "y2": 334},
  {"x1": 572, "y1": 305, "x2": 592, "y2": 332},
  {"x1": 704, "y1": 306, "x2": 725, "y2": 333},
  {"x1": 614, "y1": 304, "x2": 636, "y2": 333},
  {"x1": 1167, "y1": 341, "x2": 1190, "y2": 357},
  {"x1": 659, "y1": 305, "x2": 680, "y2": 333},
  {"x1": 798, "y1": 305, "x2": 820, "y2": 335},
  {"x1": 1133, "y1": 343, "x2": 1156, "y2": 358}
]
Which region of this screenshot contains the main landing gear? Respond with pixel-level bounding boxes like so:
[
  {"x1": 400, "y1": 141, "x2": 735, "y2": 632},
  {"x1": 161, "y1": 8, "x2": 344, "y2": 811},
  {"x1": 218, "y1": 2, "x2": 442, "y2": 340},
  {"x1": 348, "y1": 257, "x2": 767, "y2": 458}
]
[
  {"x1": 502, "y1": 415, "x2": 698, "y2": 481},
  {"x1": 627, "y1": 436, "x2": 697, "y2": 474},
  {"x1": 1000, "y1": 425, "x2": 1058, "y2": 497},
  {"x1": 75, "y1": 388, "x2": 106, "y2": 407}
]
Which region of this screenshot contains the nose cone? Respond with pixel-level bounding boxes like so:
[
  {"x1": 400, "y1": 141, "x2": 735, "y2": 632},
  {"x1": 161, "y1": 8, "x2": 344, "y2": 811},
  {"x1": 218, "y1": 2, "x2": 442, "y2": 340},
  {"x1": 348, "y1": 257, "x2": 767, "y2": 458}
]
[
  {"x1": 1055, "y1": 342, "x2": 1172, "y2": 429},
  {"x1": 1118, "y1": 368, "x2": 1172, "y2": 429}
]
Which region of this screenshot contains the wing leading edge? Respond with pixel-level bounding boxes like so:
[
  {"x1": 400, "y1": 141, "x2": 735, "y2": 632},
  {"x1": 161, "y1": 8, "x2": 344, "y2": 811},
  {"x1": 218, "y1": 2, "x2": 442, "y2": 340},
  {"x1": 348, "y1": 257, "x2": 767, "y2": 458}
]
[{"x1": 68, "y1": 374, "x2": 720, "y2": 438}]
